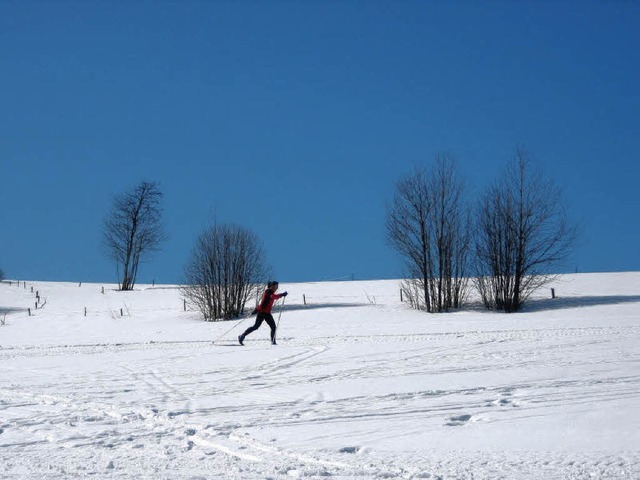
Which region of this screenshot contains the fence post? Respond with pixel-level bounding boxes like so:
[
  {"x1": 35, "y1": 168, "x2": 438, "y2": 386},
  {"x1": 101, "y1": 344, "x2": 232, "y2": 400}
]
[
  {"x1": 303, "y1": 294, "x2": 306, "y2": 305},
  {"x1": 400, "y1": 289, "x2": 403, "y2": 302},
  {"x1": 551, "y1": 288, "x2": 556, "y2": 299},
  {"x1": 28, "y1": 308, "x2": 31, "y2": 316}
]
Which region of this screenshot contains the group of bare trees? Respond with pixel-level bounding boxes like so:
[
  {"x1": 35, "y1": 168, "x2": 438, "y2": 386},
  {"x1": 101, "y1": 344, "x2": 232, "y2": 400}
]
[
  {"x1": 103, "y1": 147, "x2": 574, "y2": 321},
  {"x1": 102, "y1": 181, "x2": 270, "y2": 321},
  {"x1": 387, "y1": 148, "x2": 576, "y2": 313}
]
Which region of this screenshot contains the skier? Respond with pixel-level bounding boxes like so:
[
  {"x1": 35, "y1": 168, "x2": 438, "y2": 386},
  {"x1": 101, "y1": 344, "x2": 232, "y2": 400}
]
[{"x1": 239, "y1": 281, "x2": 287, "y2": 345}]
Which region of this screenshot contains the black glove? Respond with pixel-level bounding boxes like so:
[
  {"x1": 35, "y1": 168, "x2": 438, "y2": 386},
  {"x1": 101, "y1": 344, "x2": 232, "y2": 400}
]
[{"x1": 282, "y1": 291, "x2": 288, "y2": 297}]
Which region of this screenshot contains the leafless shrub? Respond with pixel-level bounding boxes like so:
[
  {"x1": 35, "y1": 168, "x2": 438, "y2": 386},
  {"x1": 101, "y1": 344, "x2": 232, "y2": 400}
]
[
  {"x1": 400, "y1": 278, "x2": 425, "y2": 310},
  {"x1": 182, "y1": 223, "x2": 270, "y2": 321},
  {"x1": 474, "y1": 148, "x2": 576, "y2": 312},
  {"x1": 364, "y1": 292, "x2": 376, "y2": 305},
  {"x1": 387, "y1": 154, "x2": 472, "y2": 312}
]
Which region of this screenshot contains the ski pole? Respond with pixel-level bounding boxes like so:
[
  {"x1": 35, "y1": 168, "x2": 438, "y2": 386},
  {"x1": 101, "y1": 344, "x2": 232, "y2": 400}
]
[
  {"x1": 212, "y1": 313, "x2": 250, "y2": 344},
  {"x1": 275, "y1": 296, "x2": 286, "y2": 341}
]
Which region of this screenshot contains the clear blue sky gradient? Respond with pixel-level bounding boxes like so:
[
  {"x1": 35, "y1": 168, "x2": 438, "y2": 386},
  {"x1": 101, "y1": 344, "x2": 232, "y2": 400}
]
[{"x1": 1, "y1": 1, "x2": 639, "y2": 284}]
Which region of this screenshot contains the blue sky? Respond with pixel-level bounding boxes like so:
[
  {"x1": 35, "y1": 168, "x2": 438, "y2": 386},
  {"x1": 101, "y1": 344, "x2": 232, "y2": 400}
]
[{"x1": 1, "y1": 1, "x2": 638, "y2": 284}]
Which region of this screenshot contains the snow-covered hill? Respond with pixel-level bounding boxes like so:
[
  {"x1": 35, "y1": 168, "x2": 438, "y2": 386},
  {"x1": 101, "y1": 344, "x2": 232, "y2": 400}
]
[{"x1": 1, "y1": 273, "x2": 639, "y2": 479}]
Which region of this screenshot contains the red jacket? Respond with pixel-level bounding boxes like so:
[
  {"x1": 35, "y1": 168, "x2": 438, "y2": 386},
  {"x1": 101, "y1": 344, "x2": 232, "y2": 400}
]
[{"x1": 257, "y1": 288, "x2": 284, "y2": 314}]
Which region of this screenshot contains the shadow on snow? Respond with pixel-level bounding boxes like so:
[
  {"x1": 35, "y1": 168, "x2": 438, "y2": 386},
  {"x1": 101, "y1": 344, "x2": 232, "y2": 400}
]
[
  {"x1": 522, "y1": 295, "x2": 640, "y2": 313},
  {"x1": 278, "y1": 302, "x2": 370, "y2": 313},
  {"x1": 0, "y1": 307, "x2": 28, "y2": 315}
]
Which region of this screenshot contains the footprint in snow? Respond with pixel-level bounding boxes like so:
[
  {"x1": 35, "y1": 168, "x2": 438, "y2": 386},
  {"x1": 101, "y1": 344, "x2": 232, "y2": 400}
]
[
  {"x1": 485, "y1": 398, "x2": 515, "y2": 407},
  {"x1": 339, "y1": 446, "x2": 359, "y2": 454},
  {"x1": 445, "y1": 414, "x2": 473, "y2": 426}
]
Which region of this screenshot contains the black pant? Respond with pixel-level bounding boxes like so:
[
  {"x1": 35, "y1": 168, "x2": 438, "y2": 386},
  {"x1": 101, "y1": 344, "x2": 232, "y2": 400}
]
[{"x1": 242, "y1": 312, "x2": 276, "y2": 342}]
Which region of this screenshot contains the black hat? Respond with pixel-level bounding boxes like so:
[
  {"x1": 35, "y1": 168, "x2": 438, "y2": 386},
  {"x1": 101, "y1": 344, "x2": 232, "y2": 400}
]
[{"x1": 268, "y1": 280, "x2": 279, "y2": 288}]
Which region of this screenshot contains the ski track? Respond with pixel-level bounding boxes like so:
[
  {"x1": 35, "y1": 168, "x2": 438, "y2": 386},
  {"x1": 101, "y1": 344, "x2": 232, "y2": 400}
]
[
  {"x1": 1, "y1": 324, "x2": 638, "y2": 358},
  {"x1": 2, "y1": 321, "x2": 640, "y2": 479}
]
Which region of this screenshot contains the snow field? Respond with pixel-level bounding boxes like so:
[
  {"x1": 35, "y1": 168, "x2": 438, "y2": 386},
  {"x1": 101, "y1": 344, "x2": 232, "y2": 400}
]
[{"x1": 1, "y1": 273, "x2": 639, "y2": 479}]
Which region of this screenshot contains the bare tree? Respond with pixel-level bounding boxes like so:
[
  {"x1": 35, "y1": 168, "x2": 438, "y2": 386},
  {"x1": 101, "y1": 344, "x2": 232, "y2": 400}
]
[
  {"x1": 0, "y1": 268, "x2": 4, "y2": 282},
  {"x1": 386, "y1": 155, "x2": 472, "y2": 312},
  {"x1": 387, "y1": 165, "x2": 432, "y2": 311},
  {"x1": 475, "y1": 148, "x2": 576, "y2": 312},
  {"x1": 103, "y1": 181, "x2": 166, "y2": 291},
  {"x1": 182, "y1": 223, "x2": 270, "y2": 321}
]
